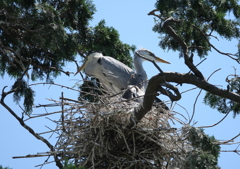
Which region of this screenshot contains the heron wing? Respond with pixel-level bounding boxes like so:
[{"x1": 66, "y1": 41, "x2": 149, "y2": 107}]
[{"x1": 99, "y1": 56, "x2": 134, "y2": 91}]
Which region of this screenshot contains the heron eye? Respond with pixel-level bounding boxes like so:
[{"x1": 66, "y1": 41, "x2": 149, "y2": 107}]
[
  {"x1": 149, "y1": 52, "x2": 155, "y2": 57},
  {"x1": 97, "y1": 58, "x2": 102, "y2": 65}
]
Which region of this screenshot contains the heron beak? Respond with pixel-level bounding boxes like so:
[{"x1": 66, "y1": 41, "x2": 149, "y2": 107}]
[
  {"x1": 74, "y1": 60, "x2": 87, "y2": 76},
  {"x1": 155, "y1": 56, "x2": 171, "y2": 64}
]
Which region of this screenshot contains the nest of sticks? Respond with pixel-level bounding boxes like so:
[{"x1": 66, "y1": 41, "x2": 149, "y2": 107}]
[
  {"x1": 18, "y1": 82, "x2": 194, "y2": 168},
  {"x1": 47, "y1": 87, "x2": 192, "y2": 169}
]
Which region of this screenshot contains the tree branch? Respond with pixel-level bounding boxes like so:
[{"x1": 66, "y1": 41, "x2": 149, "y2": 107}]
[
  {"x1": 158, "y1": 83, "x2": 181, "y2": 101},
  {"x1": 161, "y1": 72, "x2": 240, "y2": 102},
  {"x1": 105, "y1": 70, "x2": 240, "y2": 158},
  {"x1": 0, "y1": 87, "x2": 63, "y2": 169},
  {"x1": 190, "y1": 24, "x2": 240, "y2": 63},
  {"x1": 148, "y1": 10, "x2": 205, "y2": 79},
  {"x1": 129, "y1": 72, "x2": 240, "y2": 127},
  {"x1": 148, "y1": 9, "x2": 240, "y2": 64},
  {"x1": 162, "y1": 17, "x2": 204, "y2": 79}
]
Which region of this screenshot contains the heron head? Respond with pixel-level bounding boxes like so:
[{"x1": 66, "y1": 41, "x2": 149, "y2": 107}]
[
  {"x1": 74, "y1": 52, "x2": 102, "y2": 76},
  {"x1": 136, "y1": 49, "x2": 170, "y2": 64}
]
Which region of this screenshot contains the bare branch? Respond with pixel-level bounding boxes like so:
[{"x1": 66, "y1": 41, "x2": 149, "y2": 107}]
[
  {"x1": 158, "y1": 83, "x2": 181, "y2": 101},
  {"x1": 189, "y1": 68, "x2": 222, "y2": 124},
  {"x1": 125, "y1": 70, "x2": 240, "y2": 130},
  {"x1": 160, "y1": 72, "x2": 240, "y2": 102},
  {"x1": 199, "y1": 110, "x2": 231, "y2": 128},
  {"x1": 149, "y1": 10, "x2": 204, "y2": 78},
  {"x1": 0, "y1": 87, "x2": 63, "y2": 169},
  {"x1": 190, "y1": 24, "x2": 240, "y2": 63},
  {"x1": 162, "y1": 18, "x2": 205, "y2": 79},
  {"x1": 217, "y1": 133, "x2": 240, "y2": 145},
  {"x1": 61, "y1": 92, "x2": 66, "y2": 132},
  {"x1": 148, "y1": 9, "x2": 165, "y2": 20}
]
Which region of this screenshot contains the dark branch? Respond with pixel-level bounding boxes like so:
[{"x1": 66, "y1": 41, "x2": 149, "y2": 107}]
[
  {"x1": 199, "y1": 109, "x2": 231, "y2": 128},
  {"x1": 106, "y1": 70, "x2": 240, "y2": 157},
  {"x1": 158, "y1": 83, "x2": 181, "y2": 101},
  {"x1": 162, "y1": 17, "x2": 204, "y2": 79},
  {"x1": 190, "y1": 24, "x2": 240, "y2": 63},
  {"x1": 0, "y1": 87, "x2": 63, "y2": 169},
  {"x1": 129, "y1": 72, "x2": 240, "y2": 128},
  {"x1": 148, "y1": 9, "x2": 240, "y2": 64},
  {"x1": 159, "y1": 72, "x2": 240, "y2": 102}
]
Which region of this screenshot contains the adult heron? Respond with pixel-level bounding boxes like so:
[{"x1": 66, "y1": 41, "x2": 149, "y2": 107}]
[{"x1": 75, "y1": 49, "x2": 170, "y2": 94}]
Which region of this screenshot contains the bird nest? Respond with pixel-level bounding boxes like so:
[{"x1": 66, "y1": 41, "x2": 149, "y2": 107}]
[
  {"x1": 49, "y1": 92, "x2": 192, "y2": 168},
  {"x1": 17, "y1": 84, "x2": 194, "y2": 168}
]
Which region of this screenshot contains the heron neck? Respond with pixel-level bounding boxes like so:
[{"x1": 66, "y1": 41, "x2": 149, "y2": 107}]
[{"x1": 134, "y1": 53, "x2": 148, "y2": 89}]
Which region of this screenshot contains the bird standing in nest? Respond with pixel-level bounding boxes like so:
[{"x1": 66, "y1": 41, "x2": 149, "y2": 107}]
[{"x1": 75, "y1": 49, "x2": 170, "y2": 96}]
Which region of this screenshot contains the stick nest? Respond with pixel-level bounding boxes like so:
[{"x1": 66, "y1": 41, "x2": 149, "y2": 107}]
[{"x1": 47, "y1": 92, "x2": 192, "y2": 169}]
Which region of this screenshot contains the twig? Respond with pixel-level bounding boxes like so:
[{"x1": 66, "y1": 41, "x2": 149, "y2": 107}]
[
  {"x1": 24, "y1": 110, "x2": 66, "y2": 121},
  {"x1": 61, "y1": 92, "x2": 66, "y2": 132},
  {"x1": 35, "y1": 161, "x2": 55, "y2": 167},
  {"x1": 190, "y1": 24, "x2": 240, "y2": 63},
  {"x1": 13, "y1": 154, "x2": 55, "y2": 158},
  {"x1": 158, "y1": 83, "x2": 181, "y2": 101},
  {"x1": 0, "y1": 87, "x2": 63, "y2": 168},
  {"x1": 29, "y1": 82, "x2": 81, "y2": 92},
  {"x1": 217, "y1": 133, "x2": 240, "y2": 145},
  {"x1": 173, "y1": 102, "x2": 190, "y2": 122},
  {"x1": 189, "y1": 68, "x2": 221, "y2": 124},
  {"x1": 220, "y1": 150, "x2": 240, "y2": 154},
  {"x1": 198, "y1": 110, "x2": 231, "y2": 128},
  {"x1": 188, "y1": 88, "x2": 203, "y2": 125},
  {"x1": 181, "y1": 87, "x2": 198, "y2": 94}
]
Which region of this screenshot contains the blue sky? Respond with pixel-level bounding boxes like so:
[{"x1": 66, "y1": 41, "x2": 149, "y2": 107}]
[{"x1": 1, "y1": 0, "x2": 240, "y2": 168}]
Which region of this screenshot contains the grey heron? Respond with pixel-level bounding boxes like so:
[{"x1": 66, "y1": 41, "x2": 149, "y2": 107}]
[{"x1": 75, "y1": 49, "x2": 170, "y2": 94}]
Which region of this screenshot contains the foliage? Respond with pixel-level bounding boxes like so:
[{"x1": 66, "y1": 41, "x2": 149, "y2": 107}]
[
  {"x1": 0, "y1": 0, "x2": 135, "y2": 111},
  {"x1": 154, "y1": 0, "x2": 240, "y2": 58},
  {"x1": 1, "y1": 1, "x2": 238, "y2": 169},
  {"x1": 0, "y1": 165, "x2": 12, "y2": 169},
  {"x1": 204, "y1": 74, "x2": 240, "y2": 118},
  {"x1": 64, "y1": 159, "x2": 85, "y2": 169},
  {"x1": 154, "y1": 0, "x2": 240, "y2": 116},
  {"x1": 185, "y1": 126, "x2": 220, "y2": 169},
  {"x1": 0, "y1": 0, "x2": 96, "y2": 113},
  {"x1": 78, "y1": 20, "x2": 135, "y2": 67},
  {"x1": 0, "y1": 0, "x2": 95, "y2": 80},
  {"x1": 11, "y1": 78, "x2": 35, "y2": 114}
]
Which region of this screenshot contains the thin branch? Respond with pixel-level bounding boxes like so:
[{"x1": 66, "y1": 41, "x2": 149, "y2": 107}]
[
  {"x1": 181, "y1": 87, "x2": 198, "y2": 94},
  {"x1": 217, "y1": 133, "x2": 240, "y2": 145},
  {"x1": 152, "y1": 72, "x2": 240, "y2": 103},
  {"x1": 162, "y1": 17, "x2": 204, "y2": 79},
  {"x1": 158, "y1": 83, "x2": 181, "y2": 101},
  {"x1": 188, "y1": 88, "x2": 203, "y2": 125},
  {"x1": 220, "y1": 150, "x2": 240, "y2": 154},
  {"x1": 148, "y1": 9, "x2": 165, "y2": 20},
  {"x1": 190, "y1": 24, "x2": 240, "y2": 63},
  {"x1": 189, "y1": 68, "x2": 221, "y2": 124},
  {"x1": 199, "y1": 110, "x2": 231, "y2": 128},
  {"x1": 0, "y1": 87, "x2": 63, "y2": 169},
  {"x1": 173, "y1": 103, "x2": 190, "y2": 122},
  {"x1": 148, "y1": 9, "x2": 240, "y2": 63},
  {"x1": 29, "y1": 82, "x2": 80, "y2": 92},
  {"x1": 148, "y1": 11, "x2": 204, "y2": 79},
  {"x1": 61, "y1": 92, "x2": 66, "y2": 132}
]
